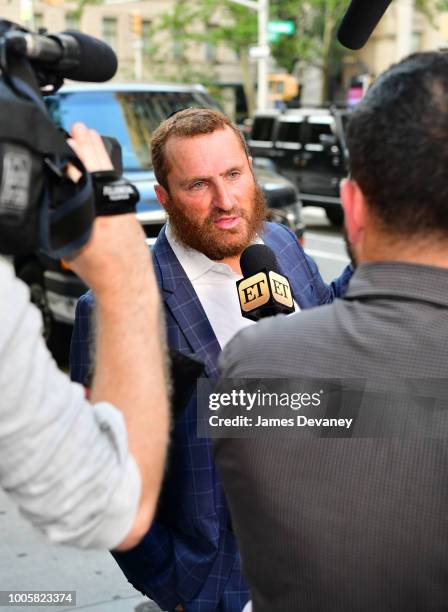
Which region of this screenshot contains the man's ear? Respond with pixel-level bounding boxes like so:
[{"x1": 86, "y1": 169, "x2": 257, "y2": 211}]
[
  {"x1": 248, "y1": 155, "x2": 253, "y2": 168},
  {"x1": 155, "y1": 184, "x2": 168, "y2": 208},
  {"x1": 341, "y1": 178, "x2": 366, "y2": 245}
]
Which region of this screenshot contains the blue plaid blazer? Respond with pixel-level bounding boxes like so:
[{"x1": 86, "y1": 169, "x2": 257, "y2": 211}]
[{"x1": 70, "y1": 222, "x2": 352, "y2": 612}]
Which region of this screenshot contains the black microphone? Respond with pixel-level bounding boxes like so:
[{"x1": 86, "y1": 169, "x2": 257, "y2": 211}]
[
  {"x1": 237, "y1": 244, "x2": 295, "y2": 321},
  {"x1": 5, "y1": 29, "x2": 117, "y2": 82},
  {"x1": 337, "y1": 0, "x2": 393, "y2": 50}
]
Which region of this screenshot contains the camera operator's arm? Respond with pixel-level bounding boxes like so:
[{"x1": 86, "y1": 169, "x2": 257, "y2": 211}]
[
  {"x1": 69, "y1": 217, "x2": 169, "y2": 550},
  {"x1": 67, "y1": 124, "x2": 170, "y2": 550},
  {"x1": 0, "y1": 125, "x2": 168, "y2": 552}
]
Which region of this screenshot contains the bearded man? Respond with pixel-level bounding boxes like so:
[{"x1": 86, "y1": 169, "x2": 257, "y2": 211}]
[{"x1": 70, "y1": 108, "x2": 352, "y2": 612}]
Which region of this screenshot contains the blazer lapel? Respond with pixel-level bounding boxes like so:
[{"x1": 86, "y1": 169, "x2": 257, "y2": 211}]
[
  {"x1": 263, "y1": 223, "x2": 316, "y2": 310},
  {"x1": 152, "y1": 227, "x2": 221, "y2": 378}
]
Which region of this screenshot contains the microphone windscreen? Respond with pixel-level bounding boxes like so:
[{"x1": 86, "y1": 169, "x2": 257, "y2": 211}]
[
  {"x1": 240, "y1": 244, "x2": 279, "y2": 277},
  {"x1": 62, "y1": 31, "x2": 118, "y2": 82},
  {"x1": 337, "y1": 0, "x2": 393, "y2": 50}
]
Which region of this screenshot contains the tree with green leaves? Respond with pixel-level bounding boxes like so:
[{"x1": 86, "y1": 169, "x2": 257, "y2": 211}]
[
  {"x1": 146, "y1": 0, "x2": 258, "y2": 114},
  {"x1": 71, "y1": 0, "x2": 103, "y2": 21},
  {"x1": 268, "y1": 0, "x2": 347, "y2": 104},
  {"x1": 141, "y1": 0, "x2": 448, "y2": 111},
  {"x1": 270, "y1": 0, "x2": 448, "y2": 104},
  {"x1": 197, "y1": 0, "x2": 258, "y2": 115},
  {"x1": 416, "y1": 0, "x2": 448, "y2": 18},
  {"x1": 145, "y1": 0, "x2": 220, "y2": 84}
]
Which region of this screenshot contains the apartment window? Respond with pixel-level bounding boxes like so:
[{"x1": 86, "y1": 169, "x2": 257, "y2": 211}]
[
  {"x1": 65, "y1": 12, "x2": 80, "y2": 30},
  {"x1": 411, "y1": 31, "x2": 422, "y2": 53},
  {"x1": 34, "y1": 12, "x2": 44, "y2": 30},
  {"x1": 142, "y1": 19, "x2": 151, "y2": 55},
  {"x1": 102, "y1": 17, "x2": 118, "y2": 51},
  {"x1": 204, "y1": 41, "x2": 217, "y2": 63},
  {"x1": 172, "y1": 37, "x2": 183, "y2": 61}
]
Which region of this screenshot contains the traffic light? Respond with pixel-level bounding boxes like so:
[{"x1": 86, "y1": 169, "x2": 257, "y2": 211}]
[{"x1": 130, "y1": 11, "x2": 142, "y2": 37}]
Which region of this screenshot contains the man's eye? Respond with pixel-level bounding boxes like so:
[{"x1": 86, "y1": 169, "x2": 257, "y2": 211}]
[
  {"x1": 228, "y1": 171, "x2": 241, "y2": 180},
  {"x1": 190, "y1": 181, "x2": 205, "y2": 190}
]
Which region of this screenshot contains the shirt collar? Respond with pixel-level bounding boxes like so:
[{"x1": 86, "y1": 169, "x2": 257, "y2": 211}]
[
  {"x1": 346, "y1": 261, "x2": 448, "y2": 307},
  {"x1": 165, "y1": 222, "x2": 263, "y2": 282}
]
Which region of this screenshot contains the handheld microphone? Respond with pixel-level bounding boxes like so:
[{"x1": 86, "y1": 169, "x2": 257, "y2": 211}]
[
  {"x1": 237, "y1": 244, "x2": 295, "y2": 322},
  {"x1": 337, "y1": 0, "x2": 393, "y2": 50},
  {"x1": 5, "y1": 29, "x2": 118, "y2": 82}
]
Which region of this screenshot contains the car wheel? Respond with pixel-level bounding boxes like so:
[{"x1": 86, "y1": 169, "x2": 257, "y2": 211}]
[
  {"x1": 326, "y1": 207, "x2": 344, "y2": 226},
  {"x1": 17, "y1": 263, "x2": 71, "y2": 366}
]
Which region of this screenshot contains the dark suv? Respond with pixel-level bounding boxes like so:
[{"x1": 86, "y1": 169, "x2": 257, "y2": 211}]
[
  {"x1": 248, "y1": 108, "x2": 349, "y2": 225},
  {"x1": 13, "y1": 84, "x2": 303, "y2": 362}
]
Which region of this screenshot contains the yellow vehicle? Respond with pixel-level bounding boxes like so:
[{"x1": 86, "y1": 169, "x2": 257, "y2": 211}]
[{"x1": 268, "y1": 74, "x2": 299, "y2": 106}]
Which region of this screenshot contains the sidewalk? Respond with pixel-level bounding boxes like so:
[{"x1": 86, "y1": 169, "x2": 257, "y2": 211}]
[{"x1": 0, "y1": 490, "x2": 163, "y2": 612}]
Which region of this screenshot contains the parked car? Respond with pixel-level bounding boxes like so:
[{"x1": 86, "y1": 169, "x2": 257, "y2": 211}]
[
  {"x1": 13, "y1": 83, "x2": 304, "y2": 362},
  {"x1": 248, "y1": 107, "x2": 349, "y2": 225}
]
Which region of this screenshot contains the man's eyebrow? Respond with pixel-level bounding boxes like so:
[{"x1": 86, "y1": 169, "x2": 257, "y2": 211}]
[
  {"x1": 225, "y1": 164, "x2": 245, "y2": 172},
  {"x1": 179, "y1": 164, "x2": 245, "y2": 187},
  {"x1": 179, "y1": 175, "x2": 210, "y2": 188}
]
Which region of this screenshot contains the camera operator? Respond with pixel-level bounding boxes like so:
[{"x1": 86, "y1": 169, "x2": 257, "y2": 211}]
[{"x1": 0, "y1": 122, "x2": 169, "y2": 551}]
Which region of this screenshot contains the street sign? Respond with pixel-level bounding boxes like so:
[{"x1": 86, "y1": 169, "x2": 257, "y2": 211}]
[
  {"x1": 249, "y1": 45, "x2": 271, "y2": 60},
  {"x1": 268, "y1": 20, "x2": 295, "y2": 43}
]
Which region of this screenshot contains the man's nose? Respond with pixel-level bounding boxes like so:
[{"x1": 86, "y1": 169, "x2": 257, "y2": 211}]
[{"x1": 212, "y1": 181, "x2": 234, "y2": 211}]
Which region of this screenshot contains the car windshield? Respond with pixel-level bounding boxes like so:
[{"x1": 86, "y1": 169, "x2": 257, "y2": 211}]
[{"x1": 45, "y1": 90, "x2": 220, "y2": 171}]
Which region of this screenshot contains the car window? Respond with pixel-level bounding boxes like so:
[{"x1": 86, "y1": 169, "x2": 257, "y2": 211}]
[
  {"x1": 45, "y1": 90, "x2": 220, "y2": 171},
  {"x1": 277, "y1": 120, "x2": 301, "y2": 143},
  {"x1": 251, "y1": 117, "x2": 275, "y2": 142},
  {"x1": 307, "y1": 122, "x2": 333, "y2": 145}
]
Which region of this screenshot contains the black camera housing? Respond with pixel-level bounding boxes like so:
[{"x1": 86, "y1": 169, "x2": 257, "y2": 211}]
[{"x1": 0, "y1": 20, "x2": 135, "y2": 258}]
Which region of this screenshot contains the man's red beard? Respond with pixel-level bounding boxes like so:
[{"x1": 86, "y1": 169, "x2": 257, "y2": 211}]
[{"x1": 164, "y1": 182, "x2": 267, "y2": 260}]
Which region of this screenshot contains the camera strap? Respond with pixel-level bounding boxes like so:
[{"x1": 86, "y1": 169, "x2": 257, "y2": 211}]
[{"x1": 91, "y1": 171, "x2": 139, "y2": 216}]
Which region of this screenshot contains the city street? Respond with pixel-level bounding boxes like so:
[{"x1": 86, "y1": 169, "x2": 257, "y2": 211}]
[
  {"x1": 302, "y1": 206, "x2": 349, "y2": 283},
  {"x1": 0, "y1": 207, "x2": 347, "y2": 612}
]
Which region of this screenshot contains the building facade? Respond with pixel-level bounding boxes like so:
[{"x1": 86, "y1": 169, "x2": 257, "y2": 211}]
[
  {"x1": 2, "y1": 0, "x2": 448, "y2": 112},
  {"x1": 2, "y1": 0, "x2": 244, "y2": 116},
  {"x1": 344, "y1": 0, "x2": 448, "y2": 87}
]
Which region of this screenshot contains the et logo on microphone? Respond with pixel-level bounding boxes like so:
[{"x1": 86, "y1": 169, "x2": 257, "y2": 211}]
[
  {"x1": 237, "y1": 269, "x2": 294, "y2": 321},
  {"x1": 269, "y1": 271, "x2": 294, "y2": 308},
  {"x1": 239, "y1": 272, "x2": 269, "y2": 311}
]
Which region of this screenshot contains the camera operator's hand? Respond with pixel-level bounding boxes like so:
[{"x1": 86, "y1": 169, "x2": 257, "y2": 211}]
[
  {"x1": 65, "y1": 122, "x2": 147, "y2": 297},
  {"x1": 65, "y1": 122, "x2": 169, "y2": 551},
  {"x1": 66, "y1": 122, "x2": 113, "y2": 180}
]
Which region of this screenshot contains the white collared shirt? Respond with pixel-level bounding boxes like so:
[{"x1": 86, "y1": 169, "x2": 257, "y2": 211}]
[{"x1": 165, "y1": 224, "x2": 299, "y2": 350}]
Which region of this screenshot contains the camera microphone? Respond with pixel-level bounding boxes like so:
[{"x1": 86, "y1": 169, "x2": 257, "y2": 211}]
[
  {"x1": 5, "y1": 28, "x2": 117, "y2": 82},
  {"x1": 237, "y1": 244, "x2": 295, "y2": 322},
  {"x1": 337, "y1": 0, "x2": 394, "y2": 50}
]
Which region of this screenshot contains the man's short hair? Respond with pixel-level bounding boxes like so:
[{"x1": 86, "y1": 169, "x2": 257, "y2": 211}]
[
  {"x1": 151, "y1": 108, "x2": 250, "y2": 191},
  {"x1": 346, "y1": 51, "x2": 448, "y2": 236}
]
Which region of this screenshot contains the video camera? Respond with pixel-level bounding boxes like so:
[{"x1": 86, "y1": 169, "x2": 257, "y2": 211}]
[{"x1": 0, "y1": 20, "x2": 139, "y2": 259}]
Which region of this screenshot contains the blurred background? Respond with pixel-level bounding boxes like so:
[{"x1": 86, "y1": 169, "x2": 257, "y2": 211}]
[{"x1": 6, "y1": 0, "x2": 448, "y2": 119}]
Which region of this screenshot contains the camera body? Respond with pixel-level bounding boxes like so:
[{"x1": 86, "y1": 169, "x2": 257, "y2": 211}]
[{"x1": 0, "y1": 20, "x2": 136, "y2": 258}]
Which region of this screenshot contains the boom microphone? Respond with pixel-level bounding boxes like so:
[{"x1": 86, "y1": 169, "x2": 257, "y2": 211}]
[
  {"x1": 4, "y1": 28, "x2": 118, "y2": 82},
  {"x1": 237, "y1": 244, "x2": 295, "y2": 321},
  {"x1": 337, "y1": 0, "x2": 394, "y2": 50}
]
